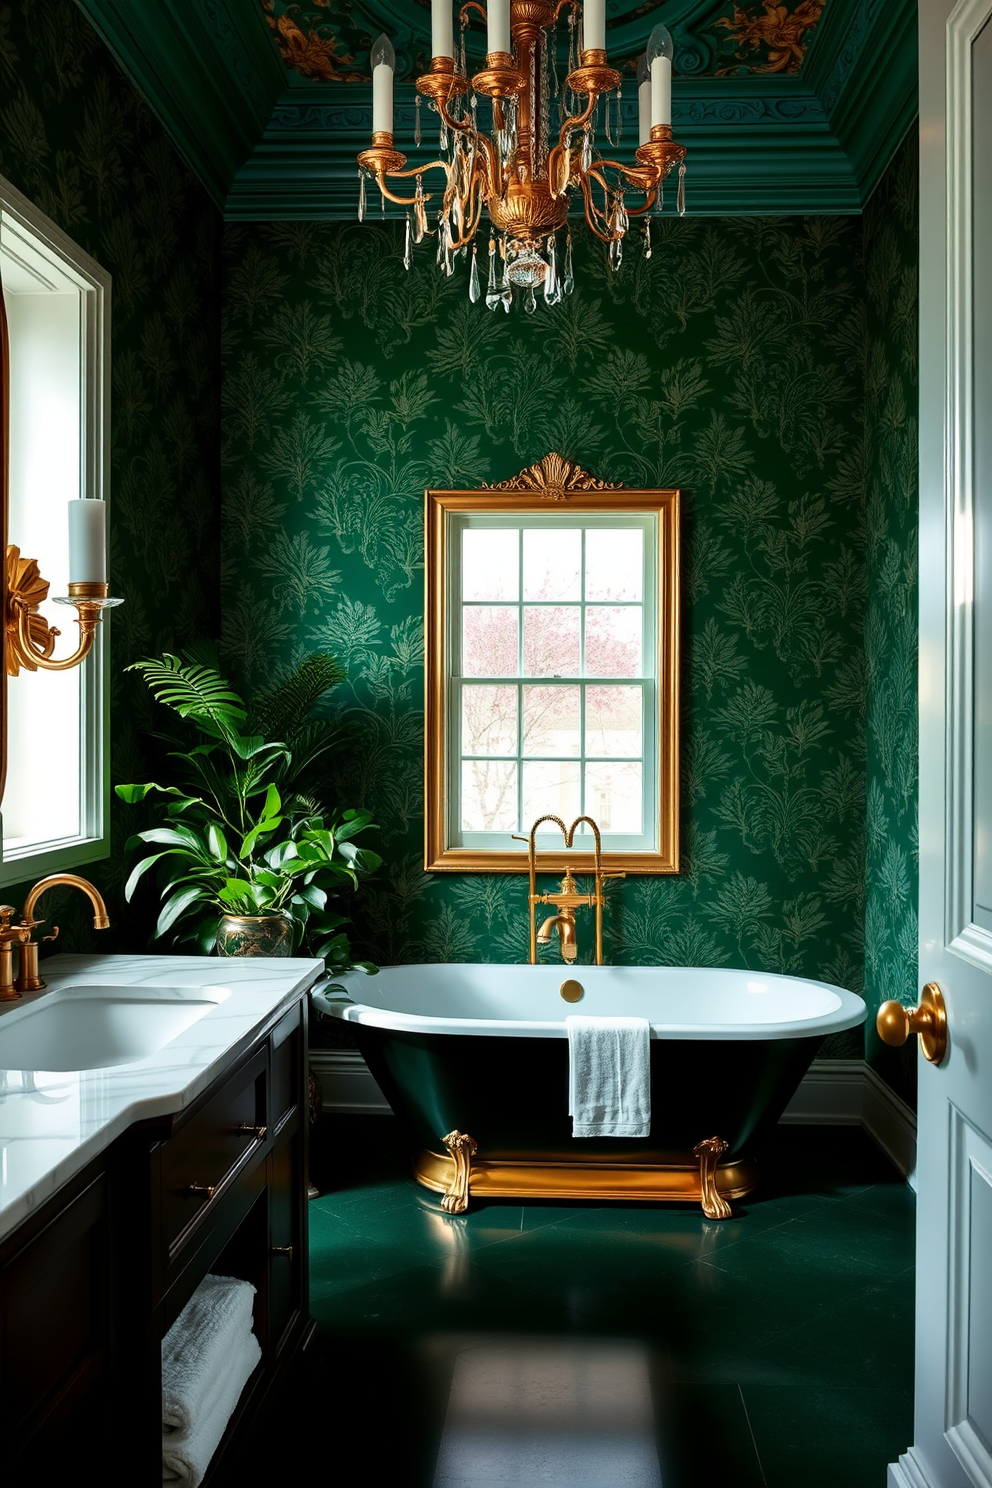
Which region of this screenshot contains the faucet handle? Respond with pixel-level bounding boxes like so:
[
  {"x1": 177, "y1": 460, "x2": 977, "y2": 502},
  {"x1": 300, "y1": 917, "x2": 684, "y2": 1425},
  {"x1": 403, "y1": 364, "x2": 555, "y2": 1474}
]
[{"x1": 600, "y1": 872, "x2": 626, "y2": 882}]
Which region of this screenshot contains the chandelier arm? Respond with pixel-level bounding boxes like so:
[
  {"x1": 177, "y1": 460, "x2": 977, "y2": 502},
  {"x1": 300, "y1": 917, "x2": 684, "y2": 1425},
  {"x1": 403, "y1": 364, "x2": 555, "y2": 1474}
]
[
  {"x1": 589, "y1": 160, "x2": 659, "y2": 192},
  {"x1": 577, "y1": 171, "x2": 616, "y2": 244},
  {"x1": 435, "y1": 93, "x2": 474, "y2": 134},
  {"x1": 458, "y1": 1, "x2": 488, "y2": 22},
  {"x1": 621, "y1": 191, "x2": 659, "y2": 218},
  {"x1": 551, "y1": 0, "x2": 580, "y2": 20},
  {"x1": 447, "y1": 171, "x2": 487, "y2": 250},
  {"x1": 14, "y1": 600, "x2": 96, "y2": 673},
  {"x1": 373, "y1": 165, "x2": 449, "y2": 207},
  {"x1": 557, "y1": 94, "x2": 597, "y2": 144}
]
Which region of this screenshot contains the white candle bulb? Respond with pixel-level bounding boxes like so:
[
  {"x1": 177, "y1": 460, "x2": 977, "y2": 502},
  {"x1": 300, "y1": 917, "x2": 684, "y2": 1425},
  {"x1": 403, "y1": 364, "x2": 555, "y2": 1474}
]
[
  {"x1": 647, "y1": 23, "x2": 673, "y2": 128},
  {"x1": 487, "y1": 0, "x2": 510, "y2": 55},
  {"x1": 583, "y1": 0, "x2": 606, "y2": 52},
  {"x1": 637, "y1": 55, "x2": 650, "y2": 145},
  {"x1": 431, "y1": 0, "x2": 454, "y2": 61},
  {"x1": 68, "y1": 499, "x2": 106, "y2": 585},
  {"x1": 371, "y1": 34, "x2": 395, "y2": 135}
]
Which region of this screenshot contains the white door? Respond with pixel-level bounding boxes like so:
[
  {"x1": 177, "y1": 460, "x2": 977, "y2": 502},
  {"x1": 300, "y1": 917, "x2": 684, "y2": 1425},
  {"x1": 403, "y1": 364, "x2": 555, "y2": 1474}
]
[{"x1": 893, "y1": 2, "x2": 992, "y2": 1486}]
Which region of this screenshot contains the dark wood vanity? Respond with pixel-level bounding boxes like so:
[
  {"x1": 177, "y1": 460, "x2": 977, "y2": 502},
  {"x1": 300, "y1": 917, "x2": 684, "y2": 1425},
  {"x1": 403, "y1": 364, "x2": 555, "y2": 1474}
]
[{"x1": 0, "y1": 993, "x2": 311, "y2": 1484}]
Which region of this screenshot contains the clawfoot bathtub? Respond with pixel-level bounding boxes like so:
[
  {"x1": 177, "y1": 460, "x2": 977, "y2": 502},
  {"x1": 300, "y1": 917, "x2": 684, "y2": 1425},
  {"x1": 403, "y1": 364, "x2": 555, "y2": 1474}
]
[{"x1": 313, "y1": 964, "x2": 865, "y2": 1219}]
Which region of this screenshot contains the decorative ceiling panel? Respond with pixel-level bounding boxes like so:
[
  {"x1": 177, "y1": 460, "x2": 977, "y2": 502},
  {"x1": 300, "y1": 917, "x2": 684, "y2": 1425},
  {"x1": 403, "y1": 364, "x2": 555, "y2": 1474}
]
[{"x1": 74, "y1": 0, "x2": 916, "y2": 218}]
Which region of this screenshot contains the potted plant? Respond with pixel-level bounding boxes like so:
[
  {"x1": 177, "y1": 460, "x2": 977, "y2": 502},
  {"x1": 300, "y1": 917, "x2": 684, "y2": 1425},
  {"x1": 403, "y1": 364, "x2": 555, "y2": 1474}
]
[{"x1": 117, "y1": 648, "x2": 380, "y2": 965}]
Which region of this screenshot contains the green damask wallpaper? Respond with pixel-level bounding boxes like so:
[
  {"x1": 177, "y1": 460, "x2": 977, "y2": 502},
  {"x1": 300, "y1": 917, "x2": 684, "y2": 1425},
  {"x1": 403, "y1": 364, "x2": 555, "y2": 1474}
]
[
  {"x1": 220, "y1": 210, "x2": 876, "y2": 1057},
  {"x1": 862, "y1": 133, "x2": 919, "y2": 1101},
  {"x1": 0, "y1": 0, "x2": 222, "y2": 947}
]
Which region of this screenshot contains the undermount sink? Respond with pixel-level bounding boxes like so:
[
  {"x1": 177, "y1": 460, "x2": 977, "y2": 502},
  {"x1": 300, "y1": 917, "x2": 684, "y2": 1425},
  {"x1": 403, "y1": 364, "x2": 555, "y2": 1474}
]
[{"x1": 0, "y1": 985, "x2": 227, "y2": 1071}]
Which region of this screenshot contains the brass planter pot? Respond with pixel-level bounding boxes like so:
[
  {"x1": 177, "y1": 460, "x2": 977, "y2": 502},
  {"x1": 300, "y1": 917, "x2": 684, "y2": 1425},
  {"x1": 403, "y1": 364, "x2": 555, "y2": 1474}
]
[{"x1": 216, "y1": 913, "x2": 294, "y2": 958}]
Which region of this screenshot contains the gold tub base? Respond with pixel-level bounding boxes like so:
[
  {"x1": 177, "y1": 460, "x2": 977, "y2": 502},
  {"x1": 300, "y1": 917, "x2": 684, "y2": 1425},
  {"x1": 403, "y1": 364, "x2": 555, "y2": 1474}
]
[{"x1": 415, "y1": 1139, "x2": 758, "y2": 1220}]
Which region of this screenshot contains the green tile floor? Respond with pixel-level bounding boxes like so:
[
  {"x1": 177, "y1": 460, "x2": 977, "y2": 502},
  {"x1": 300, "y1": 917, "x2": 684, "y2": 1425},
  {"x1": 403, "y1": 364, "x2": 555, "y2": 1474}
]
[{"x1": 232, "y1": 1119, "x2": 915, "y2": 1487}]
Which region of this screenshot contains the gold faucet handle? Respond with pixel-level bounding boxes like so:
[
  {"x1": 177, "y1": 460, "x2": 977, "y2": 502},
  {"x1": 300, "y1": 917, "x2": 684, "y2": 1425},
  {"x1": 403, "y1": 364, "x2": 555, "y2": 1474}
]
[{"x1": 600, "y1": 872, "x2": 626, "y2": 881}]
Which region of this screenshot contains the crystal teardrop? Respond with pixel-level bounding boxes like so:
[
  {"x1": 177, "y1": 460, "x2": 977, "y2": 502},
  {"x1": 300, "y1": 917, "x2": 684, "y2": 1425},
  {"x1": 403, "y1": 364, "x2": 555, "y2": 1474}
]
[
  {"x1": 563, "y1": 233, "x2": 574, "y2": 294},
  {"x1": 469, "y1": 244, "x2": 481, "y2": 302},
  {"x1": 358, "y1": 170, "x2": 366, "y2": 222},
  {"x1": 644, "y1": 219, "x2": 652, "y2": 259},
  {"x1": 615, "y1": 87, "x2": 622, "y2": 146},
  {"x1": 415, "y1": 93, "x2": 422, "y2": 147},
  {"x1": 678, "y1": 163, "x2": 686, "y2": 217},
  {"x1": 525, "y1": 287, "x2": 537, "y2": 313},
  {"x1": 581, "y1": 126, "x2": 592, "y2": 173},
  {"x1": 486, "y1": 236, "x2": 500, "y2": 309},
  {"x1": 404, "y1": 213, "x2": 412, "y2": 270}
]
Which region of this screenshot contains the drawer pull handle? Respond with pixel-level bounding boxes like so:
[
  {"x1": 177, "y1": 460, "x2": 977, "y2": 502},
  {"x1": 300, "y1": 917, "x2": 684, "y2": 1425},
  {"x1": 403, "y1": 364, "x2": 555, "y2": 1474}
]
[
  {"x1": 270, "y1": 1245, "x2": 293, "y2": 1260},
  {"x1": 185, "y1": 1182, "x2": 217, "y2": 1200},
  {"x1": 237, "y1": 1124, "x2": 268, "y2": 1141}
]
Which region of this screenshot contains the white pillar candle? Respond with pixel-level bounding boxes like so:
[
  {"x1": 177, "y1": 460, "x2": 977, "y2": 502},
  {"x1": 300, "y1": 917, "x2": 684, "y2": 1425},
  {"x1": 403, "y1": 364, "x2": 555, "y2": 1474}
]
[
  {"x1": 487, "y1": 0, "x2": 510, "y2": 56},
  {"x1": 650, "y1": 54, "x2": 671, "y2": 128},
  {"x1": 638, "y1": 74, "x2": 650, "y2": 145},
  {"x1": 431, "y1": 0, "x2": 454, "y2": 61},
  {"x1": 582, "y1": 0, "x2": 606, "y2": 52},
  {"x1": 68, "y1": 499, "x2": 106, "y2": 585},
  {"x1": 371, "y1": 34, "x2": 395, "y2": 134}
]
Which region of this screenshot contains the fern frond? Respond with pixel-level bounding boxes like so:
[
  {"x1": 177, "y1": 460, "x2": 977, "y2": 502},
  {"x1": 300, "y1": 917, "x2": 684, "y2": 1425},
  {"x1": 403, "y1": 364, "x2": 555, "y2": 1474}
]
[
  {"x1": 127, "y1": 654, "x2": 247, "y2": 737},
  {"x1": 248, "y1": 653, "x2": 345, "y2": 739}
]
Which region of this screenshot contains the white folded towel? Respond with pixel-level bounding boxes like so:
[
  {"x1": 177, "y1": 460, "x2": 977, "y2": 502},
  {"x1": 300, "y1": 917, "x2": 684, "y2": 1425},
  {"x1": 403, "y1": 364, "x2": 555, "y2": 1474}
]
[
  {"x1": 567, "y1": 1015, "x2": 652, "y2": 1139},
  {"x1": 162, "y1": 1273, "x2": 257, "y2": 1436},
  {"x1": 162, "y1": 1328, "x2": 261, "y2": 1486}
]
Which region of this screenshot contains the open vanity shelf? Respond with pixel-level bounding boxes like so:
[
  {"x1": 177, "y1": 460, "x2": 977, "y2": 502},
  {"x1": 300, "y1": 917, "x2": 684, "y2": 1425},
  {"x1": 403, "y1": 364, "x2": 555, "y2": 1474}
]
[{"x1": 0, "y1": 983, "x2": 313, "y2": 1483}]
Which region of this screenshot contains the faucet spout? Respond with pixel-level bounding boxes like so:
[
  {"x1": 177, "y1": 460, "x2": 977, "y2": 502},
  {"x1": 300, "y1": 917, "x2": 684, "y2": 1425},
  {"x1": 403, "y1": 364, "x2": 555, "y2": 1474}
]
[
  {"x1": 16, "y1": 874, "x2": 110, "y2": 993},
  {"x1": 536, "y1": 914, "x2": 578, "y2": 962}
]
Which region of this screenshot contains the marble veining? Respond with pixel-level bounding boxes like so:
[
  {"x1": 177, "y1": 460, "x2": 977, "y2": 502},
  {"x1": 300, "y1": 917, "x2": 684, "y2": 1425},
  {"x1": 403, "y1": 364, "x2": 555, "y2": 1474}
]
[{"x1": 0, "y1": 953, "x2": 323, "y2": 1241}]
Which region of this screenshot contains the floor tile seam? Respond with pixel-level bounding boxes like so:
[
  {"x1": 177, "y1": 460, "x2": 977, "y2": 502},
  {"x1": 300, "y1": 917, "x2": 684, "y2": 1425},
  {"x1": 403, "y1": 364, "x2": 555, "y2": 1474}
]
[{"x1": 737, "y1": 1381, "x2": 770, "y2": 1487}]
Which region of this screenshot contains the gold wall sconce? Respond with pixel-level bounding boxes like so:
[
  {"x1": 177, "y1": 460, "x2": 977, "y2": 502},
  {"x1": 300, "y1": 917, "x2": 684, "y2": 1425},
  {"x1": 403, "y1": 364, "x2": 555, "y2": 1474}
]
[{"x1": 5, "y1": 547, "x2": 121, "y2": 676}]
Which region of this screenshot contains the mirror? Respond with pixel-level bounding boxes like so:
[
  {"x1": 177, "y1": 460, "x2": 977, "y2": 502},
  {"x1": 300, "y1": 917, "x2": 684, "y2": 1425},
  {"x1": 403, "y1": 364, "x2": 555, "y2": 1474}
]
[{"x1": 425, "y1": 453, "x2": 679, "y2": 874}]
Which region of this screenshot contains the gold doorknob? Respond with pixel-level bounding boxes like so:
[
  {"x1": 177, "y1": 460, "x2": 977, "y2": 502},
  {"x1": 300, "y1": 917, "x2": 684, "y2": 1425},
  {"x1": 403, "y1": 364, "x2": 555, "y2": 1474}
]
[{"x1": 876, "y1": 982, "x2": 947, "y2": 1064}]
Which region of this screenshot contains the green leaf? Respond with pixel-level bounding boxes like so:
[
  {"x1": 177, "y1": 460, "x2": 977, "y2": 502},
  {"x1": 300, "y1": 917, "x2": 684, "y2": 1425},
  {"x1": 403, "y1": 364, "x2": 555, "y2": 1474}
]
[
  {"x1": 124, "y1": 851, "x2": 173, "y2": 901},
  {"x1": 126, "y1": 654, "x2": 247, "y2": 738},
  {"x1": 137, "y1": 824, "x2": 207, "y2": 853},
  {"x1": 206, "y1": 823, "x2": 228, "y2": 863},
  {"x1": 262, "y1": 782, "x2": 282, "y2": 821},
  {"x1": 116, "y1": 781, "x2": 202, "y2": 807},
  {"x1": 155, "y1": 884, "x2": 208, "y2": 939}
]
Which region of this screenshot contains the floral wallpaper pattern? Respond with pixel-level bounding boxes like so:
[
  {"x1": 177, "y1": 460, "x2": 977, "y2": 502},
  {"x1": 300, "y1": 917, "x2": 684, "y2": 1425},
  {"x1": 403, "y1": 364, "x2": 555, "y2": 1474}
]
[
  {"x1": 0, "y1": 0, "x2": 222, "y2": 948},
  {"x1": 862, "y1": 133, "x2": 919, "y2": 1102},
  {"x1": 221, "y1": 209, "x2": 878, "y2": 1058}
]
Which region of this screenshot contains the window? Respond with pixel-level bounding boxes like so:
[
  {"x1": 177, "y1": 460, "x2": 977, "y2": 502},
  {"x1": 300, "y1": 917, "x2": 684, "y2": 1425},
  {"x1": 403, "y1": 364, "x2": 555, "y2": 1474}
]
[
  {"x1": 0, "y1": 175, "x2": 111, "y2": 884},
  {"x1": 425, "y1": 465, "x2": 679, "y2": 873}
]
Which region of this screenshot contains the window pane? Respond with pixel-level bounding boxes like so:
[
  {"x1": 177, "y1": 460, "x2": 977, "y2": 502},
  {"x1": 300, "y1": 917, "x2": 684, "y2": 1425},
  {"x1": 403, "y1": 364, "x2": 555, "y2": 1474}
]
[
  {"x1": 461, "y1": 760, "x2": 518, "y2": 832},
  {"x1": 463, "y1": 606, "x2": 519, "y2": 676},
  {"x1": 463, "y1": 528, "x2": 518, "y2": 600},
  {"x1": 462, "y1": 685, "x2": 517, "y2": 756},
  {"x1": 523, "y1": 527, "x2": 581, "y2": 601},
  {"x1": 522, "y1": 760, "x2": 581, "y2": 826},
  {"x1": 522, "y1": 685, "x2": 580, "y2": 757},
  {"x1": 586, "y1": 687, "x2": 642, "y2": 757},
  {"x1": 523, "y1": 606, "x2": 580, "y2": 676},
  {"x1": 585, "y1": 607, "x2": 642, "y2": 677},
  {"x1": 585, "y1": 528, "x2": 643, "y2": 601},
  {"x1": 585, "y1": 762, "x2": 643, "y2": 833}
]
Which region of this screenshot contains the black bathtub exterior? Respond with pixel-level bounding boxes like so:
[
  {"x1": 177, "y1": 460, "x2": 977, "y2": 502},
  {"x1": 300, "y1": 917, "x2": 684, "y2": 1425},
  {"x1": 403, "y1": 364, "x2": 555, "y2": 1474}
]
[{"x1": 351, "y1": 1023, "x2": 825, "y2": 1165}]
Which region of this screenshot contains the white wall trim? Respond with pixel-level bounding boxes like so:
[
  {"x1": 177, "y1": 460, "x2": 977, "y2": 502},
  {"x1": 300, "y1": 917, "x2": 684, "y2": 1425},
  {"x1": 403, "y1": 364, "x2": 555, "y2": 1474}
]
[
  {"x1": 887, "y1": 1446, "x2": 941, "y2": 1488},
  {"x1": 311, "y1": 1051, "x2": 919, "y2": 1177}
]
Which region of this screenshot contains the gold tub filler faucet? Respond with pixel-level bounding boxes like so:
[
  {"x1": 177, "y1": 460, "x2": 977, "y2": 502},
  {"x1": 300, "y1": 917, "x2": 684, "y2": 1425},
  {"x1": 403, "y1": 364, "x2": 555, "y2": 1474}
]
[
  {"x1": 0, "y1": 874, "x2": 110, "y2": 1001},
  {"x1": 514, "y1": 815, "x2": 624, "y2": 965}
]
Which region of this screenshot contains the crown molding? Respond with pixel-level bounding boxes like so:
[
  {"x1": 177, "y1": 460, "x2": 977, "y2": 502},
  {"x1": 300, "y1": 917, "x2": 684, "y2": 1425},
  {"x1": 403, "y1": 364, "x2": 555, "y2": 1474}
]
[{"x1": 74, "y1": 0, "x2": 916, "y2": 220}]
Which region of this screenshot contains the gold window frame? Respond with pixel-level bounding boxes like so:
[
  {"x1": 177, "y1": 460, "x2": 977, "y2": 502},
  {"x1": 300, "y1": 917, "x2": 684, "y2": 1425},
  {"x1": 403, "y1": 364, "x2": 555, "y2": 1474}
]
[{"x1": 425, "y1": 453, "x2": 680, "y2": 875}]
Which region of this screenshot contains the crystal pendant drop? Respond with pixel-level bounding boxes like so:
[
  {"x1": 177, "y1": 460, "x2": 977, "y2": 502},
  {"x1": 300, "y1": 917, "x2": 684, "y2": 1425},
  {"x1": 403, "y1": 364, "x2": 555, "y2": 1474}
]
[
  {"x1": 500, "y1": 240, "x2": 512, "y2": 311},
  {"x1": 677, "y1": 163, "x2": 686, "y2": 217},
  {"x1": 644, "y1": 219, "x2": 652, "y2": 259},
  {"x1": 581, "y1": 126, "x2": 592, "y2": 173},
  {"x1": 525, "y1": 287, "x2": 537, "y2": 313},
  {"x1": 544, "y1": 237, "x2": 560, "y2": 304},
  {"x1": 615, "y1": 87, "x2": 622, "y2": 146},
  {"x1": 413, "y1": 180, "x2": 427, "y2": 243},
  {"x1": 469, "y1": 244, "x2": 481, "y2": 302},
  {"x1": 440, "y1": 116, "x2": 449, "y2": 153},
  {"x1": 459, "y1": 17, "x2": 468, "y2": 80},
  {"x1": 563, "y1": 233, "x2": 574, "y2": 295},
  {"x1": 486, "y1": 236, "x2": 500, "y2": 310},
  {"x1": 357, "y1": 170, "x2": 366, "y2": 222},
  {"x1": 415, "y1": 94, "x2": 422, "y2": 147},
  {"x1": 403, "y1": 213, "x2": 412, "y2": 270}
]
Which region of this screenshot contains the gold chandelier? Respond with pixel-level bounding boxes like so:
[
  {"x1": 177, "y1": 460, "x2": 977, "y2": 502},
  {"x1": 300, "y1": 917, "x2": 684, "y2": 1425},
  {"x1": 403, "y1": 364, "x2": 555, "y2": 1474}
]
[{"x1": 356, "y1": 2, "x2": 687, "y2": 310}]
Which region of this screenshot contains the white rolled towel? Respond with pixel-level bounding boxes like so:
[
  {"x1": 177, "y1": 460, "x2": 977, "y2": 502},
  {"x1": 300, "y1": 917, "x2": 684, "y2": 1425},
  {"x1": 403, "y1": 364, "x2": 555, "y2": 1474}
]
[
  {"x1": 162, "y1": 1273, "x2": 257, "y2": 1436},
  {"x1": 162, "y1": 1328, "x2": 261, "y2": 1486}
]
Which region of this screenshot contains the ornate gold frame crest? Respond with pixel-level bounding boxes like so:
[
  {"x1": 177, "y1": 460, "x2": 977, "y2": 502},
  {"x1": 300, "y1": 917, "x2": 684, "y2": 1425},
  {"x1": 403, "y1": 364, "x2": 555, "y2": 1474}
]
[{"x1": 425, "y1": 453, "x2": 680, "y2": 874}]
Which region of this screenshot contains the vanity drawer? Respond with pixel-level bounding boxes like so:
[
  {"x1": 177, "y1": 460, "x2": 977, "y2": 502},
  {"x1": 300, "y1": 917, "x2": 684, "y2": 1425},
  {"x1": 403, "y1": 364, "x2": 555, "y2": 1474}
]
[{"x1": 160, "y1": 1049, "x2": 268, "y2": 1261}]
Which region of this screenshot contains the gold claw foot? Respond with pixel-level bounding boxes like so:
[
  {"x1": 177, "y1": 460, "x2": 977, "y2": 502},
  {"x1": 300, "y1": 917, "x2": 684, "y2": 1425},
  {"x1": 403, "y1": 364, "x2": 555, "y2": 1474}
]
[
  {"x1": 694, "y1": 1136, "x2": 732, "y2": 1220},
  {"x1": 441, "y1": 1130, "x2": 478, "y2": 1214}
]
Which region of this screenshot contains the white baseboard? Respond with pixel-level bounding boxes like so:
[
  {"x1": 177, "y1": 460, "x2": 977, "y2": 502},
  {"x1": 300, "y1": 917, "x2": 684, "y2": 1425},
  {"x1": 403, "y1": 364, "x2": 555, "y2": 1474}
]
[
  {"x1": 310, "y1": 1051, "x2": 918, "y2": 1177},
  {"x1": 887, "y1": 1448, "x2": 938, "y2": 1488}
]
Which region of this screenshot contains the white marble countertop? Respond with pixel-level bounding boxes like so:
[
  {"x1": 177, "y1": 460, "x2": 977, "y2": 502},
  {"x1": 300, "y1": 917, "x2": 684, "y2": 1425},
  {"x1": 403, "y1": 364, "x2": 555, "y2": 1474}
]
[{"x1": 0, "y1": 953, "x2": 324, "y2": 1244}]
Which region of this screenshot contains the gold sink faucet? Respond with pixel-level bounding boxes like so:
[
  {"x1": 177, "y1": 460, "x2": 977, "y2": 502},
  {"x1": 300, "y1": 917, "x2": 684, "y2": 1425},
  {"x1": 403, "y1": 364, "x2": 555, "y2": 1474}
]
[
  {"x1": 0, "y1": 874, "x2": 109, "y2": 1000},
  {"x1": 514, "y1": 815, "x2": 624, "y2": 966}
]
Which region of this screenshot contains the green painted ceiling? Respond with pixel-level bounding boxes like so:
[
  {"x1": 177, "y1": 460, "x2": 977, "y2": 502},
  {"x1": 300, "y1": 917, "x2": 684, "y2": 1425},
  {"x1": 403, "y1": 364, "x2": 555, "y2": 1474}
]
[{"x1": 74, "y1": 0, "x2": 916, "y2": 218}]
